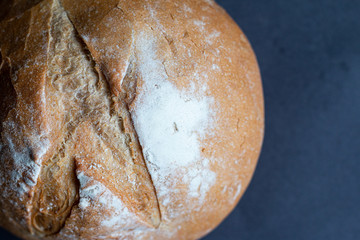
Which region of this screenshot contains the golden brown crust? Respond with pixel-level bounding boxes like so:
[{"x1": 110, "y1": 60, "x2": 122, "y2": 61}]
[
  {"x1": 0, "y1": 0, "x2": 264, "y2": 239},
  {"x1": 0, "y1": 1, "x2": 54, "y2": 238}
]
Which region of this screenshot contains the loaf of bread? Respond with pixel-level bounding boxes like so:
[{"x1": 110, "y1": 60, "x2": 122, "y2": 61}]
[{"x1": 0, "y1": 0, "x2": 264, "y2": 239}]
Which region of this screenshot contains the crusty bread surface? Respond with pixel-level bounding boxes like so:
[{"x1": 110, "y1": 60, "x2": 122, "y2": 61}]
[{"x1": 0, "y1": 0, "x2": 264, "y2": 239}]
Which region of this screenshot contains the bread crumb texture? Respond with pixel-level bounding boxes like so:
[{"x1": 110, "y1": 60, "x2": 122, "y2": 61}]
[{"x1": 0, "y1": 0, "x2": 264, "y2": 239}]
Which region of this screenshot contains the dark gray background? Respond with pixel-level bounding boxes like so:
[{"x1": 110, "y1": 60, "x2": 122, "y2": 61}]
[
  {"x1": 1, "y1": 0, "x2": 360, "y2": 239},
  {"x1": 205, "y1": 0, "x2": 360, "y2": 239}
]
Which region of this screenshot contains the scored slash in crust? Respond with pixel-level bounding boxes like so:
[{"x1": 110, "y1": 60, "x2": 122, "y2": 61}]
[{"x1": 0, "y1": 0, "x2": 160, "y2": 236}]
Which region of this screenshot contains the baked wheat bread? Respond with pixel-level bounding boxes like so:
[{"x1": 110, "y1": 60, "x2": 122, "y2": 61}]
[{"x1": 0, "y1": 0, "x2": 264, "y2": 239}]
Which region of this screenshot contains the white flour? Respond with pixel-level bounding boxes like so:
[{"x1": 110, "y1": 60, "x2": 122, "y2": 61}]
[{"x1": 131, "y1": 30, "x2": 217, "y2": 211}]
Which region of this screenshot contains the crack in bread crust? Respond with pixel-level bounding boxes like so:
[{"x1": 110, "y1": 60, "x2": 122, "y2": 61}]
[
  {"x1": 28, "y1": 0, "x2": 160, "y2": 236},
  {"x1": 0, "y1": 0, "x2": 43, "y2": 22},
  {"x1": 60, "y1": 3, "x2": 162, "y2": 228},
  {"x1": 0, "y1": 56, "x2": 17, "y2": 134}
]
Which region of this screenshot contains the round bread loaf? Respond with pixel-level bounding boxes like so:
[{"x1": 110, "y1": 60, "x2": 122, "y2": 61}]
[{"x1": 0, "y1": 0, "x2": 264, "y2": 239}]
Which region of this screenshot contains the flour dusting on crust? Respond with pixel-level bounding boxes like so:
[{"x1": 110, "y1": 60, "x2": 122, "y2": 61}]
[
  {"x1": 1, "y1": 121, "x2": 49, "y2": 198},
  {"x1": 131, "y1": 30, "x2": 217, "y2": 213},
  {"x1": 77, "y1": 172, "x2": 144, "y2": 230}
]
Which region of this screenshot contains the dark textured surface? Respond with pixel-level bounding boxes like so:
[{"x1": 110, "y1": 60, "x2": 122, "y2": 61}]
[{"x1": 1, "y1": 0, "x2": 360, "y2": 239}]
